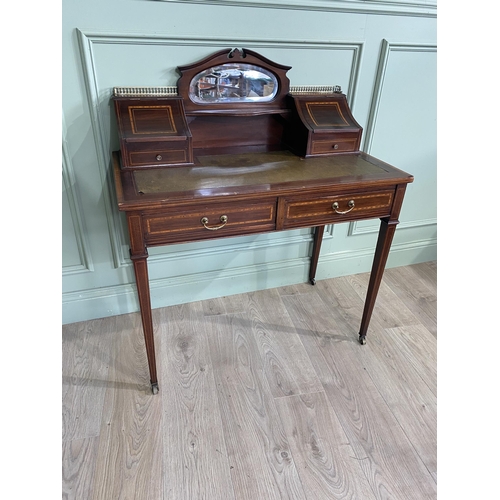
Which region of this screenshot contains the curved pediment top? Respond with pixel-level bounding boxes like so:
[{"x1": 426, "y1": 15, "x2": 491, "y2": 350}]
[
  {"x1": 177, "y1": 48, "x2": 291, "y2": 75},
  {"x1": 176, "y1": 48, "x2": 291, "y2": 115}
]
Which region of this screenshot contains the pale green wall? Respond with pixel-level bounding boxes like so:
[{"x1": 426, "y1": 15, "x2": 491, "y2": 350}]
[{"x1": 62, "y1": 0, "x2": 437, "y2": 325}]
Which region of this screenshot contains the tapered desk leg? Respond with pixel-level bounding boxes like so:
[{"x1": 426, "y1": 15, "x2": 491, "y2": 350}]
[
  {"x1": 358, "y1": 217, "x2": 399, "y2": 345},
  {"x1": 130, "y1": 251, "x2": 159, "y2": 394},
  {"x1": 127, "y1": 213, "x2": 159, "y2": 394},
  {"x1": 309, "y1": 225, "x2": 325, "y2": 285}
]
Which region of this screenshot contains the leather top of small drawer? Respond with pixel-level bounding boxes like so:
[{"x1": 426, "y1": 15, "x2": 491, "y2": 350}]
[{"x1": 280, "y1": 190, "x2": 393, "y2": 229}]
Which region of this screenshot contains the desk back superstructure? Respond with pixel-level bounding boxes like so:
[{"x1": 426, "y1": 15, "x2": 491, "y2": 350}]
[{"x1": 112, "y1": 49, "x2": 414, "y2": 394}]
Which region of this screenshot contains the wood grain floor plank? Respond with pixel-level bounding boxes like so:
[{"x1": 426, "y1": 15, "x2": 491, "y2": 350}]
[
  {"x1": 357, "y1": 325, "x2": 437, "y2": 480},
  {"x1": 62, "y1": 437, "x2": 99, "y2": 500},
  {"x1": 384, "y1": 265, "x2": 437, "y2": 337},
  {"x1": 345, "y1": 273, "x2": 422, "y2": 331},
  {"x1": 315, "y1": 274, "x2": 359, "y2": 311},
  {"x1": 159, "y1": 302, "x2": 236, "y2": 500},
  {"x1": 62, "y1": 317, "x2": 114, "y2": 441},
  {"x1": 384, "y1": 325, "x2": 437, "y2": 397},
  {"x1": 62, "y1": 263, "x2": 437, "y2": 500},
  {"x1": 207, "y1": 312, "x2": 306, "y2": 500},
  {"x1": 282, "y1": 292, "x2": 437, "y2": 499},
  {"x1": 279, "y1": 280, "x2": 354, "y2": 346},
  {"x1": 313, "y1": 277, "x2": 363, "y2": 341},
  {"x1": 277, "y1": 282, "x2": 316, "y2": 297},
  {"x1": 201, "y1": 294, "x2": 246, "y2": 316},
  {"x1": 275, "y1": 391, "x2": 378, "y2": 500},
  {"x1": 408, "y1": 261, "x2": 437, "y2": 291},
  {"x1": 90, "y1": 313, "x2": 164, "y2": 500},
  {"x1": 241, "y1": 289, "x2": 324, "y2": 398}
]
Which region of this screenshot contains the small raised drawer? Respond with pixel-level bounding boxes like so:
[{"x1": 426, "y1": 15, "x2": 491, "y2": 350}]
[
  {"x1": 280, "y1": 190, "x2": 394, "y2": 229},
  {"x1": 143, "y1": 198, "x2": 277, "y2": 245},
  {"x1": 123, "y1": 140, "x2": 192, "y2": 168},
  {"x1": 310, "y1": 133, "x2": 359, "y2": 155}
]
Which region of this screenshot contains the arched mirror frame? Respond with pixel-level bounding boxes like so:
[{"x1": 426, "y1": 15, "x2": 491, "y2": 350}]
[{"x1": 176, "y1": 48, "x2": 291, "y2": 115}]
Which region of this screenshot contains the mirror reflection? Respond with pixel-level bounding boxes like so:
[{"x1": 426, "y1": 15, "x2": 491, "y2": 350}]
[{"x1": 189, "y1": 64, "x2": 278, "y2": 104}]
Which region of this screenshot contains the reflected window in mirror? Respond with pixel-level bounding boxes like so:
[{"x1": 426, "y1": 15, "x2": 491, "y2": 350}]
[{"x1": 189, "y1": 64, "x2": 278, "y2": 104}]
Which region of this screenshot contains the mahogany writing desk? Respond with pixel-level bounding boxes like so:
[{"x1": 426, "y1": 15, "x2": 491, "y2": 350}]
[{"x1": 111, "y1": 49, "x2": 414, "y2": 394}]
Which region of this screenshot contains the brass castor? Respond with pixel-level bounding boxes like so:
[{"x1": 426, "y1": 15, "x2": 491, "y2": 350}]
[
  {"x1": 359, "y1": 335, "x2": 367, "y2": 345},
  {"x1": 151, "y1": 382, "x2": 159, "y2": 395},
  {"x1": 310, "y1": 278, "x2": 316, "y2": 285}
]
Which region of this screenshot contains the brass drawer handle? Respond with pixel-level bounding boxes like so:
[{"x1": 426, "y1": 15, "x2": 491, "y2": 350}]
[
  {"x1": 332, "y1": 144, "x2": 339, "y2": 150},
  {"x1": 200, "y1": 215, "x2": 228, "y2": 230},
  {"x1": 156, "y1": 155, "x2": 162, "y2": 161},
  {"x1": 332, "y1": 200, "x2": 355, "y2": 214}
]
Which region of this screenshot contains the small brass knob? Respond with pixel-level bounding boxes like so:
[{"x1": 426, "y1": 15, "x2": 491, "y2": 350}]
[
  {"x1": 156, "y1": 155, "x2": 162, "y2": 161},
  {"x1": 333, "y1": 144, "x2": 339, "y2": 150}
]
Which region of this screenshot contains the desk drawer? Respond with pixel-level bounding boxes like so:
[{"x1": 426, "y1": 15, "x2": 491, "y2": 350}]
[
  {"x1": 143, "y1": 198, "x2": 277, "y2": 245},
  {"x1": 124, "y1": 140, "x2": 192, "y2": 168},
  {"x1": 309, "y1": 132, "x2": 360, "y2": 156},
  {"x1": 280, "y1": 190, "x2": 393, "y2": 229}
]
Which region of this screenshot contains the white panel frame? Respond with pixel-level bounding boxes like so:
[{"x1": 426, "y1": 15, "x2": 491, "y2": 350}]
[
  {"x1": 62, "y1": 129, "x2": 94, "y2": 275},
  {"x1": 155, "y1": 0, "x2": 437, "y2": 18},
  {"x1": 363, "y1": 40, "x2": 437, "y2": 154},
  {"x1": 351, "y1": 39, "x2": 437, "y2": 238}
]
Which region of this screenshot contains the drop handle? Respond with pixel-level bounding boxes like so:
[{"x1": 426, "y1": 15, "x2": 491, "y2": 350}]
[
  {"x1": 332, "y1": 200, "x2": 355, "y2": 214},
  {"x1": 200, "y1": 215, "x2": 228, "y2": 230}
]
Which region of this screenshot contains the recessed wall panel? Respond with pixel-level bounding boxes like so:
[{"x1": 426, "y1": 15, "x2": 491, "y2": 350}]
[{"x1": 366, "y1": 42, "x2": 437, "y2": 224}]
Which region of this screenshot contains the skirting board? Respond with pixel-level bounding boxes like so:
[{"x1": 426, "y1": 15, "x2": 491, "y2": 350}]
[{"x1": 62, "y1": 239, "x2": 436, "y2": 325}]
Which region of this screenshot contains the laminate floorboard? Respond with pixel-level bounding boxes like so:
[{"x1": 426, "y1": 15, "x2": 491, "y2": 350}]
[
  {"x1": 206, "y1": 311, "x2": 306, "y2": 499},
  {"x1": 91, "y1": 313, "x2": 164, "y2": 500},
  {"x1": 239, "y1": 288, "x2": 324, "y2": 398},
  {"x1": 356, "y1": 326, "x2": 437, "y2": 480},
  {"x1": 275, "y1": 391, "x2": 377, "y2": 499},
  {"x1": 281, "y1": 292, "x2": 437, "y2": 499},
  {"x1": 62, "y1": 317, "x2": 115, "y2": 442},
  {"x1": 62, "y1": 261, "x2": 437, "y2": 499},
  {"x1": 384, "y1": 264, "x2": 438, "y2": 337},
  {"x1": 62, "y1": 437, "x2": 99, "y2": 500},
  {"x1": 158, "y1": 302, "x2": 235, "y2": 500}
]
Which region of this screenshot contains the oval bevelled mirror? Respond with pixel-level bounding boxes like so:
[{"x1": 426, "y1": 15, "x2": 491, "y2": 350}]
[{"x1": 189, "y1": 63, "x2": 278, "y2": 104}]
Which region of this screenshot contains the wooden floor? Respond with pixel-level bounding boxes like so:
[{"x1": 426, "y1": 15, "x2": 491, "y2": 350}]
[{"x1": 62, "y1": 261, "x2": 437, "y2": 500}]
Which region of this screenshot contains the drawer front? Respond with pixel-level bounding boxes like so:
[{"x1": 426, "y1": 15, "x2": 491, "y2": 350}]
[
  {"x1": 280, "y1": 190, "x2": 393, "y2": 229},
  {"x1": 124, "y1": 140, "x2": 191, "y2": 167},
  {"x1": 311, "y1": 136, "x2": 358, "y2": 155},
  {"x1": 143, "y1": 199, "x2": 277, "y2": 245}
]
